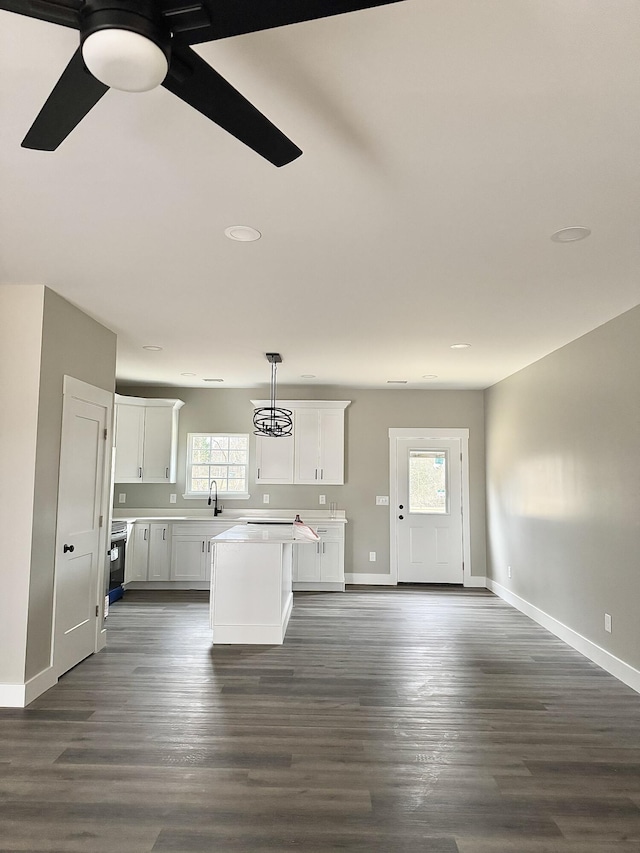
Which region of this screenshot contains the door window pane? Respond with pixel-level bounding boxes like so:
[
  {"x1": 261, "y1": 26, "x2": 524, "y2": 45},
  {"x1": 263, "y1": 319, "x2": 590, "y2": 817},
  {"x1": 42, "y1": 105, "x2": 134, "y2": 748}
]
[{"x1": 409, "y1": 450, "x2": 447, "y2": 514}]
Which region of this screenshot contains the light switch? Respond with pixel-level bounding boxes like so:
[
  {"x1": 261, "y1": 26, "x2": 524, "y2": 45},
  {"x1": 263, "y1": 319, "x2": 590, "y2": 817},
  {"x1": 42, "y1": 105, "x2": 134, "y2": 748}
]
[
  {"x1": 376, "y1": 496, "x2": 389, "y2": 506},
  {"x1": 118, "y1": 493, "x2": 126, "y2": 504},
  {"x1": 169, "y1": 494, "x2": 177, "y2": 504},
  {"x1": 263, "y1": 494, "x2": 270, "y2": 504},
  {"x1": 319, "y1": 495, "x2": 326, "y2": 505}
]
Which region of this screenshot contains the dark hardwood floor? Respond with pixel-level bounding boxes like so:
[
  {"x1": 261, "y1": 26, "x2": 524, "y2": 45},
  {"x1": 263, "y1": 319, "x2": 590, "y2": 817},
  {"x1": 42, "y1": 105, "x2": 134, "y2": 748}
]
[{"x1": 1, "y1": 587, "x2": 640, "y2": 852}]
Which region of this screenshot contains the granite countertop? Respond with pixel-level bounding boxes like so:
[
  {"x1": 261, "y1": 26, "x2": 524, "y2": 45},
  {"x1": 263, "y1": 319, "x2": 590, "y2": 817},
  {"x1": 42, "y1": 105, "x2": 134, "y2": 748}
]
[{"x1": 213, "y1": 524, "x2": 318, "y2": 545}]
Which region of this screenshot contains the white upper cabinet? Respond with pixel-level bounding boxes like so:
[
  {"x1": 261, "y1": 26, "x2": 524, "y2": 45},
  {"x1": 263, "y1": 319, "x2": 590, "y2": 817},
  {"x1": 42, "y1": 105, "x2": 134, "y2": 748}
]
[
  {"x1": 114, "y1": 396, "x2": 184, "y2": 483},
  {"x1": 114, "y1": 402, "x2": 146, "y2": 481},
  {"x1": 255, "y1": 434, "x2": 295, "y2": 484},
  {"x1": 295, "y1": 408, "x2": 345, "y2": 485},
  {"x1": 251, "y1": 400, "x2": 350, "y2": 485}
]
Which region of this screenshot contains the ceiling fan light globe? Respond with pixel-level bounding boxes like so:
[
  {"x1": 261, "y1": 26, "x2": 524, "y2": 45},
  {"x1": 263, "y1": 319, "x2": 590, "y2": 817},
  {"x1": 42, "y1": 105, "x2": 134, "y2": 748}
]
[{"x1": 82, "y1": 29, "x2": 168, "y2": 92}]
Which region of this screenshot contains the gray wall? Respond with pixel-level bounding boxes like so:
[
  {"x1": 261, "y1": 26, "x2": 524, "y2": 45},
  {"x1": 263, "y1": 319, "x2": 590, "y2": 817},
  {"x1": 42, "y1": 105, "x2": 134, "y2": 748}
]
[
  {"x1": 0, "y1": 285, "x2": 44, "y2": 685},
  {"x1": 116, "y1": 385, "x2": 487, "y2": 578},
  {"x1": 0, "y1": 285, "x2": 117, "y2": 691},
  {"x1": 485, "y1": 303, "x2": 640, "y2": 670},
  {"x1": 25, "y1": 288, "x2": 117, "y2": 680}
]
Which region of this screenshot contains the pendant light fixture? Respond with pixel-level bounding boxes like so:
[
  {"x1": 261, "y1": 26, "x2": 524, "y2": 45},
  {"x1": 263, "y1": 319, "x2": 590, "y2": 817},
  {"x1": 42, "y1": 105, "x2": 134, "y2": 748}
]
[{"x1": 253, "y1": 353, "x2": 293, "y2": 437}]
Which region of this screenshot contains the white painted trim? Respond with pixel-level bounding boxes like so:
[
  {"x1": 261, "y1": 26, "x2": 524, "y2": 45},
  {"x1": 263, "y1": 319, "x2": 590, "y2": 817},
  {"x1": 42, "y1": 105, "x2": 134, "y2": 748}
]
[
  {"x1": 115, "y1": 394, "x2": 185, "y2": 410},
  {"x1": 0, "y1": 684, "x2": 28, "y2": 707},
  {"x1": 487, "y1": 579, "x2": 640, "y2": 695},
  {"x1": 25, "y1": 666, "x2": 58, "y2": 705},
  {"x1": 251, "y1": 400, "x2": 350, "y2": 409},
  {"x1": 345, "y1": 572, "x2": 396, "y2": 585},
  {"x1": 64, "y1": 375, "x2": 112, "y2": 408},
  {"x1": 388, "y1": 428, "x2": 471, "y2": 585},
  {"x1": 463, "y1": 575, "x2": 487, "y2": 588},
  {"x1": 0, "y1": 666, "x2": 58, "y2": 708},
  {"x1": 124, "y1": 581, "x2": 210, "y2": 590}
]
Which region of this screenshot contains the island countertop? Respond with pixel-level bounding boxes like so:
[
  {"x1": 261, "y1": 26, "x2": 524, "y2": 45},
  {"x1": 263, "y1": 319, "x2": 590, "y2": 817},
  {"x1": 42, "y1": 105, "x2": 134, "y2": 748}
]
[{"x1": 212, "y1": 524, "x2": 317, "y2": 545}]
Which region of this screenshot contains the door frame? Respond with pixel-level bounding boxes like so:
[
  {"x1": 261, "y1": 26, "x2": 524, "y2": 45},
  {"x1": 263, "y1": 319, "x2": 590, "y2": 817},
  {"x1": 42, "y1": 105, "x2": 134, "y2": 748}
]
[
  {"x1": 389, "y1": 428, "x2": 471, "y2": 585},
  {"x1": 52, "y1": 376, "x2": 114, "y2": 675}
]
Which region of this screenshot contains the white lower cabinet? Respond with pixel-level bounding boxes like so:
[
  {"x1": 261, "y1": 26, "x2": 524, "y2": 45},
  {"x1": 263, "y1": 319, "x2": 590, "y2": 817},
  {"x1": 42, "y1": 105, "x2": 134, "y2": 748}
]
[
  {"x1": 293, "y1": 524, "x2": 345, "y2": 590},
  {"x1": 126, "y1": 520, "x2": 233, "y2": 587},
  {"x1": 126, "y1": 522, "x2": 170, "y2": 582},
  {"x1": 170, "y1": 522, "x2": 234, "y2": 584},
  {"x1": 125, "y1": 518, "x2": 344, "y2": 591}
]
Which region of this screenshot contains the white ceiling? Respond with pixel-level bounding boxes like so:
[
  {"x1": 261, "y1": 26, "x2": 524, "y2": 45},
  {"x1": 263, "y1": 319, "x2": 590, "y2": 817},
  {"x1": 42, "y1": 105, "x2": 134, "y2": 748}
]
[{"x1": 2, "y1": 1, "x2": 640, "y2": 389}]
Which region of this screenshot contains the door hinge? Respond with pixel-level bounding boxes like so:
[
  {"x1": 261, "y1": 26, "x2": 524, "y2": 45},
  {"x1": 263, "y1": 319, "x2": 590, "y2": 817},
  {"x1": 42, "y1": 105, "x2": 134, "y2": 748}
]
[
  {"x1": 104, "y1": 428, "x2": 108, "y2": 440},
  {"x1": 95, "y1": 605, "x2": 99, "y2": 617},
  {"x1": 99, "y1": 515, "x2": 104, "y2": 528}
]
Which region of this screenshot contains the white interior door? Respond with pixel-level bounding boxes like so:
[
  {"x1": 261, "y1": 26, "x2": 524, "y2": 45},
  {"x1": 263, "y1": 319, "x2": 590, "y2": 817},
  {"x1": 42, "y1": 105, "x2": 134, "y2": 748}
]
[
  {"x1": 393, "y1": 435, "x2": 464, "y2": 584},
  {"x1": 54, "y1": 379, "x2": 110, "y2": 677}
]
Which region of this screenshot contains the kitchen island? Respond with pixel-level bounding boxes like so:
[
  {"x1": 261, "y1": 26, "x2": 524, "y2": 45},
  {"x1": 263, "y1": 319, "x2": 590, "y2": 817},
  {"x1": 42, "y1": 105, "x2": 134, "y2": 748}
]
[{"x1": 209, "y1": 524, "x2": 315, "y2": 644}]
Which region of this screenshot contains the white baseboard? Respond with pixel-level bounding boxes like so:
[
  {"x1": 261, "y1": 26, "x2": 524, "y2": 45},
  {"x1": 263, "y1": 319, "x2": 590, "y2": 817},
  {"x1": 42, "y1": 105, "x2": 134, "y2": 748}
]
[
  {"x1": 464, "y1": 575, "x2": 487, "y2": 588},
  {"x1": 293, "y1": 582, "x2": 345, "y2": 592},
  {"x1": 345, "y1": 572, "x2": 396, "y2": 585},
  {"x1": 487, "y1": 579, "x2": 640, "y2": 695},
  {"x1": 124, "y1": 581, "x2": 209, "y2": 590},
  {"x1": 0, "y1": 665, "x2": 58, "y2": 708}
]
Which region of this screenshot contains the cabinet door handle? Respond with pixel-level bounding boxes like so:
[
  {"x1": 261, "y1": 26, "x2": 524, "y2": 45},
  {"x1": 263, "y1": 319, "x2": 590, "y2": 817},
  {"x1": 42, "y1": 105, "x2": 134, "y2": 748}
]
[
  {"x1": 138, "y1": 467, "x2": 142, "y2": 479},
  {"x1": 314, "y1": 469, "x2": 318, "y2": 480},
  {"x1": 316, "y1": 542, "x2": 320, "y2": 554},
  {"x1": 162, "y1": 528, "x2": 166, "y2": 540},
  {"x1": 320, "y1": 469, "x2": 324, "y2": 480},
  {"x1": 202, "y1": 540, "x2": 205, "y2": 552},
  {"x1": 143, "y1": 528, "x2": 147, "y2": 540},
  {"x1": 257, "y1": 468, "x2": 261, "y2": 479},
  {"x1": 165, "y1": 467, "x2": 169, "y2": 479},
  {"x1": 322, "y1": 542, "x2": 325, "y2": 554},
  {"x1": 207, "y1": 541, "x2": 211, "y2": 553}
]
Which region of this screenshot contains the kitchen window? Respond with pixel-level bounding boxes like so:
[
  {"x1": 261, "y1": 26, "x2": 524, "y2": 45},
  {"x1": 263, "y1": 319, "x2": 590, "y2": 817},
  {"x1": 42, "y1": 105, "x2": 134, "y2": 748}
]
[{"x1": 184, "y1": 433, "x2": 250, "y2": 499}]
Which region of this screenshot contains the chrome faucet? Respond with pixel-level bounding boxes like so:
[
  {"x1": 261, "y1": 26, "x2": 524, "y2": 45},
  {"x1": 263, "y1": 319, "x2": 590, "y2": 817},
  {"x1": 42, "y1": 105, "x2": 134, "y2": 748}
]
[{"x1": 208, "y1": 479, "x2": 223, "y2": 516}]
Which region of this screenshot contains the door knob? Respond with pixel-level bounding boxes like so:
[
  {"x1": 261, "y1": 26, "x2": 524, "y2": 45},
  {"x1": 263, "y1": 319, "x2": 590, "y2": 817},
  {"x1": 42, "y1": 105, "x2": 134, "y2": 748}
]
[
  {"x1": 63, "y1": 544, "x2": 75, "y2": 553},
  {"x1": 399, "y1": 505, "x2": 404, "y2": 509},
  {"x1": 398, "y1": 515, "x2": 404, "y2": 520}
]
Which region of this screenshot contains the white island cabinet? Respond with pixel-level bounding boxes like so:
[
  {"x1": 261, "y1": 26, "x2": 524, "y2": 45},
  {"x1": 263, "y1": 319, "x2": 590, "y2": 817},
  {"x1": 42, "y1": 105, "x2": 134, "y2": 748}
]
[{"x1": 210, "y1": 525, "x2": 315, "y2": 645}]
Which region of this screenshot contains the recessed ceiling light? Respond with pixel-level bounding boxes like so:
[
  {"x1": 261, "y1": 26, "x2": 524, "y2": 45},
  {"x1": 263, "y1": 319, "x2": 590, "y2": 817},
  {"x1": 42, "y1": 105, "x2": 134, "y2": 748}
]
[
  {"x1": 300, "y1": 374, "x2": 316, "y2": 379},
  {"x1": 180, "y1": 372, "x2": 196, "y2": 377},
  {"x1": 450, "y1": 343, "x2": 471, "y2": 349},
  {"x1": 422, "y1": 374, "x2": 438, "y2": 380},
  {"x1": 550, "y1": 226, "x2": 591, "y2": 243},
  {"x1": 142, "y1": 345, "x2": 163, "y2": 351},
  {"x1": 203, "y1": 378, "x2": 224, "y2": 382},
  {"x1": 224, "y1": 225, "x2": 261, "y2": 242},
  {"x1": 387, "y1": 380, "x2": 408, "y2": 384}
]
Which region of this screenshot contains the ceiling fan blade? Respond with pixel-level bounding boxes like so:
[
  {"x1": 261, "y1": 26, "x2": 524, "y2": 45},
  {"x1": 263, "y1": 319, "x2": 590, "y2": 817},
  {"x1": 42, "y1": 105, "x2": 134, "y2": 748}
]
[
  {"x1": 22, "y1": 48, "x2": 109, "y2": 150},
  {"x1": 0, "y1": 0, "x2": 81, "y2": 29},
  {"x1": 170, "y1": 0, "x2": 406, "y2": 45},
  {"x1": 162, "y1": 46, "x2": 302, "y2": 167}
]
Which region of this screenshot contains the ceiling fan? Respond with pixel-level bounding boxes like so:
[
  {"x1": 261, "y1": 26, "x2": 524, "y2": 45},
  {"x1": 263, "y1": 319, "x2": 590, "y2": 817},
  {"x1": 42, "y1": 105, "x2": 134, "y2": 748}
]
[{"x1": 1, "y1": 0, "x2": 405, "y2": 166}]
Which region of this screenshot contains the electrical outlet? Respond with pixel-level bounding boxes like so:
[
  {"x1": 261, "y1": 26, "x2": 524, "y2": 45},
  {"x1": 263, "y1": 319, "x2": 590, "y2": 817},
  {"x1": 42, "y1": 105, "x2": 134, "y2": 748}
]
[
  {"x1": 263, "y1": 494, "x2": 270, "y2": 504},
  {"x1": 605, "y1": 613, "x2": 612, "y2": 633},
  {"x1": 507, "y1": 565, "x2": 512, "y2": 578},
  {"x1": 118, "y1": 493, "x2": 126, "y2": 504},
  {"x1": 169, "y1": 494, "x2": 177, "y2": 504},
  {"x1": 319, "y1": 495, "x2": 326, "y2": 505},
  {"x1": 369, "y1": 551, "x2": 376, "y2": 561},
  {"x1": 376, "y1": 496, "x2": 389, "y2": 505}
]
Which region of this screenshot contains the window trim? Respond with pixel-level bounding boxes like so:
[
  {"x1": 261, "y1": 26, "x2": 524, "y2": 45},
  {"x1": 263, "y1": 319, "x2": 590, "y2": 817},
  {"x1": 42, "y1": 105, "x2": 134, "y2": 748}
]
[{"x1": 184, "y1": 432, "x2": 251, "y2": 500}]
